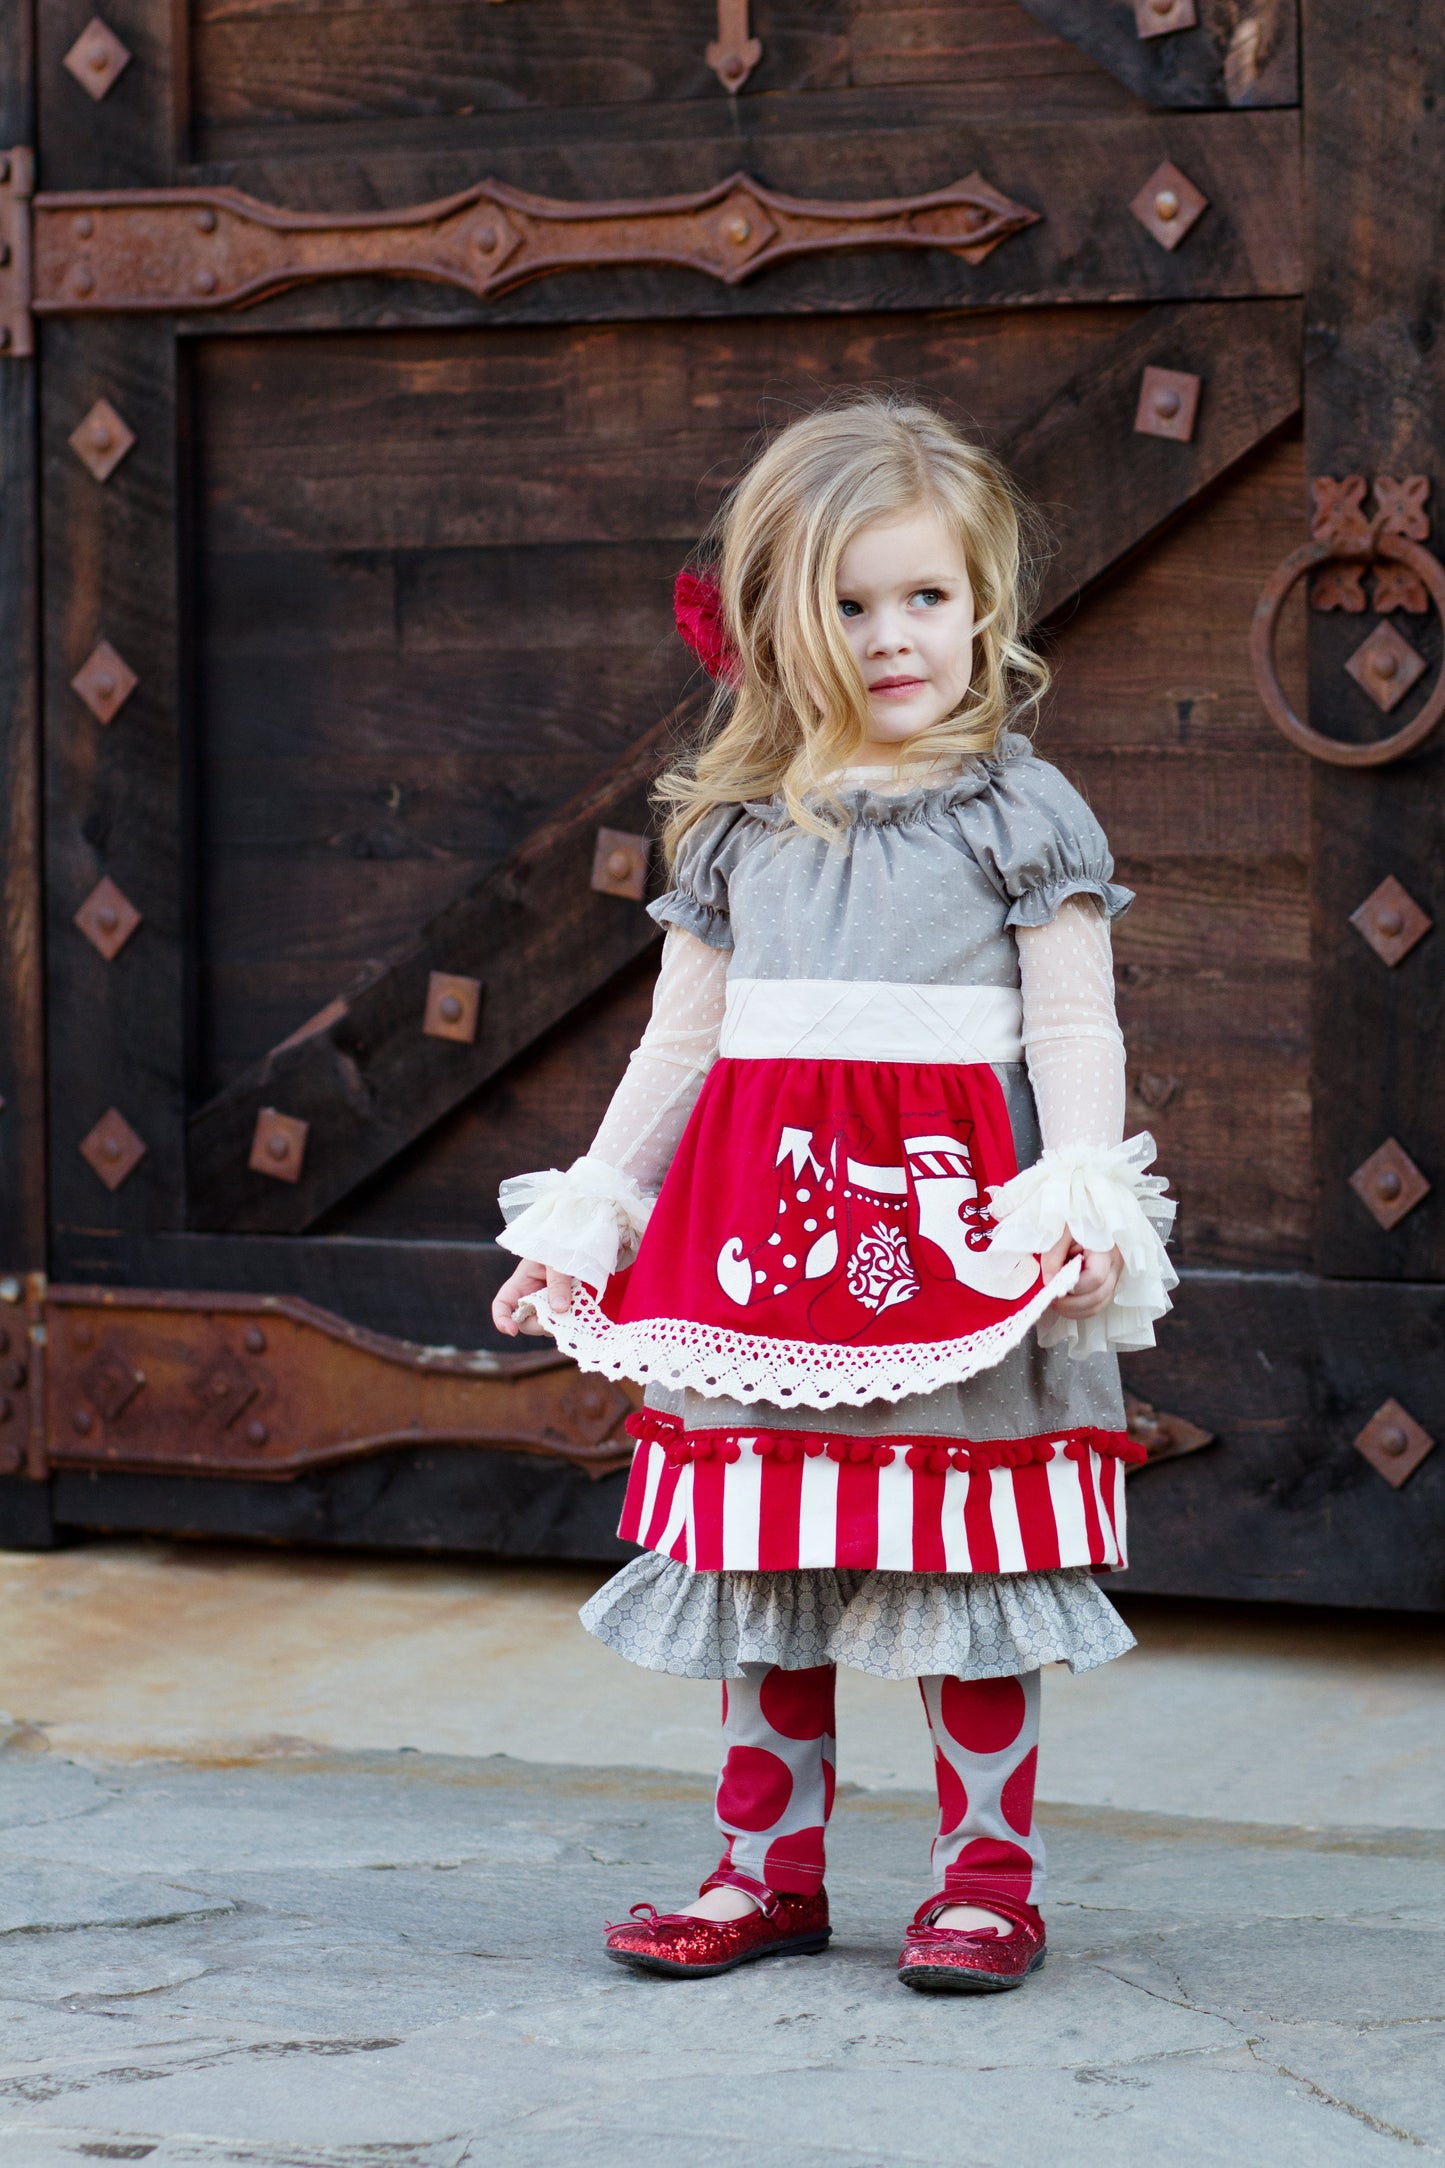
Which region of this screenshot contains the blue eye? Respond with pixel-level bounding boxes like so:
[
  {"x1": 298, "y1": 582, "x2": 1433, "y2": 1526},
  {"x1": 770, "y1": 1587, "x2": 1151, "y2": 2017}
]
[
  {"x1": 838, "y1": 599, "x2": 863, "y2": 618},
  {"x1": 913, "y1": 588, "x2": 943, "y2": 607}
]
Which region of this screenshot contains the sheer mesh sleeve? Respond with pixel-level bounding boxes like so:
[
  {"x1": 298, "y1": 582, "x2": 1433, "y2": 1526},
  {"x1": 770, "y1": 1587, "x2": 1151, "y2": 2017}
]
[
  {"x1": 1016, "y1": 895, "x2": 1126, "y2": 1149},
  {"x1": 591, "y1": 928, "x2": 729, "y2": 1189},
  {"x1": 496, "y1": 929, "x2": 727, "y2": 1291},
  {"x1": 990, "y1": 895, "x2": 1177, "y2": 1355}
]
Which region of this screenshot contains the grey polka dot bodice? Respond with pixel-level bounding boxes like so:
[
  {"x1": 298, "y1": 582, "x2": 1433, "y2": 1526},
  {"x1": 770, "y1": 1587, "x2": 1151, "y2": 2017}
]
[{"x1": 648, "y1": 732, "x2": 1132, "y2": 983}]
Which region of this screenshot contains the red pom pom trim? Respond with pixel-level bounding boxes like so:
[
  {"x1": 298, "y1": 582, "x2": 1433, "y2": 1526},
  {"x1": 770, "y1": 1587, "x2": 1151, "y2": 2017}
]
[
  {"x1": 674, "y1": 567, "x2": 741, "y2": 686},
  {"x1": 625, "y1": 1407, "x2": 1144, "y2": 1473}
]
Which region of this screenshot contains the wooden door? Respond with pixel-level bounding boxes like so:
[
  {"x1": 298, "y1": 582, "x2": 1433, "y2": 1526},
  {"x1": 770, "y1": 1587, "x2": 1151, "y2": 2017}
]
[{"x1": 0, "y1": 0, "x2": 1439, "y2": 1604}]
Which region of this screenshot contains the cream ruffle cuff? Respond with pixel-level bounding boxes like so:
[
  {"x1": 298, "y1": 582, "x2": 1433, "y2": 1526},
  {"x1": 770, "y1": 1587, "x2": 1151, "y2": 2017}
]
[
  {"x1": 497, "y1": 1155, "x2": 654, "y2": 1295},
  {"x1": 985, "y1": 1132, "x2": 1178, "y2": 1358}
]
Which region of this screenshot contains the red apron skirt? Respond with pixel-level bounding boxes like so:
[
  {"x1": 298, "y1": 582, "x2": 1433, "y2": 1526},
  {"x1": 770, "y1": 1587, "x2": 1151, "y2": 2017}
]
[{"x1": 547, "y1": 1056, "x2": 1083, "y2": 1412}]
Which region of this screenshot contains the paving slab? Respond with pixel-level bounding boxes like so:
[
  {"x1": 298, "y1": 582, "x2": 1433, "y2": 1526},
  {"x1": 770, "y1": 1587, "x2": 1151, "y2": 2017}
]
[{"x1": 0, "y1": 1750, "x2": 1437, "y2": 2167}]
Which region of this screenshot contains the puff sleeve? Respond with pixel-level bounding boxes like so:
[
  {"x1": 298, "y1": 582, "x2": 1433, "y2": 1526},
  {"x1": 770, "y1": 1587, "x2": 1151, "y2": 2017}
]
[
  {"x1": 646, "y1": 802, "x2": 756, "y2": 951},
  {"x1": 956, "y1": 740, "x2": 1134, "y2": 929}
]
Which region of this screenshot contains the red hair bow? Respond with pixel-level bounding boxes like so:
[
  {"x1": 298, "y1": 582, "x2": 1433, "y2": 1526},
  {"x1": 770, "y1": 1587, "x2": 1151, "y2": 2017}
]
[{"x1": 674, "y1": 567, "x2": 741, "y2": 686}]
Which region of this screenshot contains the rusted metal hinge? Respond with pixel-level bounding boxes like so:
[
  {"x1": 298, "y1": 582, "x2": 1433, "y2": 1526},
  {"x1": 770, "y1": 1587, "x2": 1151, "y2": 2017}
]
[
  {"x1": 0, "y1": 1274, "x2": 640, "y2": 1483},
  {"x1": 0, "y1": 150, "x2": 34, "y2": 357}
]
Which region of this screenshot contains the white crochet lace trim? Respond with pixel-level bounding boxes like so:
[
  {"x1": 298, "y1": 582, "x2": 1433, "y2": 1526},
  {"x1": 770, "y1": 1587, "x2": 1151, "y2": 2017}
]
[
  {"x1": 529, "y1": 1254, "x2": 1083, "y2": 1410},
  {"x1": 986, "y1": 1133, "x2": 1177, "y2": 1358},
  {"x1": 497, "y1": 1155, "x2": 654, "y2": 1294}
]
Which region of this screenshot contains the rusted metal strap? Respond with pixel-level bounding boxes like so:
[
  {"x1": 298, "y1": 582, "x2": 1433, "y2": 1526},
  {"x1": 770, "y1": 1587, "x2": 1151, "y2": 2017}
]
[
  {"x1": 0, "y1": 1275, "x2": 639, "y2": 1484},
  {"x1": 0, "y1": 162, "x2": 1037, "y2": 341}
]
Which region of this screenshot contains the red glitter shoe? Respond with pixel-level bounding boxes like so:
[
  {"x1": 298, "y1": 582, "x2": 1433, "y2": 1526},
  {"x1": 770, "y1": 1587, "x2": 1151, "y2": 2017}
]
[
  {"x1": 897, "y1": 1893, "x2": 1046, "y2": 1993},
  {"x1": 605, "y1": 1881, "x2": 831, "y2": 1978}
]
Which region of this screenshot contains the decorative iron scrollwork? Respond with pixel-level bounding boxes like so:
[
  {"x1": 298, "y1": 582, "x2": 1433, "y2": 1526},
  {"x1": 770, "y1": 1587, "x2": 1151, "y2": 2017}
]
[{"x1": 1250, "y1": 474, "x2": 1445, "y2": 766}]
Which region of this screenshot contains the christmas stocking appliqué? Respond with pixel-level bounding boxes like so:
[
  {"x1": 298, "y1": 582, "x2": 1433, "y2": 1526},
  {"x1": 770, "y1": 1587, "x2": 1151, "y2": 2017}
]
[
  {"x1": 904, "y1": 1130, "x2": 1038, "y2": 1300},
  {"x1": 716, "y1": 1126, "x2": 841, "y2": 1306}
]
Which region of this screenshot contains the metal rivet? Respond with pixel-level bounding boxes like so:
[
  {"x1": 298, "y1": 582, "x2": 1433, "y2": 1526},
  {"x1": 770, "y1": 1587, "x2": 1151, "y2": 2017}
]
[
  {"x1": 605, "y1": 848, "x2": 633, "y2": 883},
  {"x1": 439, "y1": 993, "x2": 463, "y2": 1022},
  {"x1": 1375, "y1": 907, "x2": 1405, "y2": 937},
  {"x1": 193, "y1": 268, "x2": 217, "y2": 295},
  {"x1": 101, "y1": 1137, "x2": 122, "y2": 1162},
  {"x1": 1154, "y1": 190, "x2": 1180, "y2": 221},
  {"x1": 0, "y1": 1279, "x2": 21, "y2": 1304},
  {"x1": 246, "y1": 1419, "x2": 268, "y2": 1447},
  {"x1": 72, "y1": 1408, "x2": 94, "y2": 1435},
  {"x1": 1377, "y1": 1424, "x2": 1409, "y2": 1456},
  {"x1": 90, "y1": 422, "x2": 112, "y2": 451},
  {"x1": 726, "y1": 216, "x2": 752, "y2": 245},
  {"x1": 195, "y1": 207, "x2": 217, "y2": 233},
  {"x1": 1376, "y1": 1170, "x2": 1403, "y2": 1200},
  {"x1": 474, "y1": 225, "x2": 499, "y2": 252},
  {"x1": 88, "y1": 45, "x2": 108, "y2": 70},
  {"x1": 73, "y1": 268, "x2": 94, "y2": 296},
  {"x1": 74, "y1": 212, "x2": 94, "y2": 239},
  {"x1": 1154, "y1": 388, "x2": 1181, "y2": 418},
  {"x1": 266, "y1": 1132, "x2": 290, "y2": 1161},
  {"x1": 95, "y1": 904, "x2": 118, "y2": 932},
  {"x1": 244, "y1": 1326, "x2": 266, "y2": 1353}
]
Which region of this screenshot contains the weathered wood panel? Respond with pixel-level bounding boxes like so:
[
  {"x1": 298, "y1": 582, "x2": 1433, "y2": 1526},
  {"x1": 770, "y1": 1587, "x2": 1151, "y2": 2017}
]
[
  {"x1": 1303, "y1": 0, "x2": 1445, "y2": 1285},
  {"x1": 191, "y1": 0, "x2": 1130, "y2": 135},
  {"x1": 1118, "y1": 1270, "x2": 1445, "y2": 1611},
  {"x1": 0, "y1": 6, "x2": 46, "y2": 1266},
  {"x1": 39, "y1": 5, "x2": 191, "y2": 1273}
]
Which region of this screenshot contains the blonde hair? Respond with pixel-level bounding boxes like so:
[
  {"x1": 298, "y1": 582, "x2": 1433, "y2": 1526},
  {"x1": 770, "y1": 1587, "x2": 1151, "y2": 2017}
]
[{"x1": 657, "y1": 395, "x2": 1050, "y2": 863}]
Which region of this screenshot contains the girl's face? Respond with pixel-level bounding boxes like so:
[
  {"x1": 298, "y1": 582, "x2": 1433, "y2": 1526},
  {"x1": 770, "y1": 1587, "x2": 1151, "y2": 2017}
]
[{"x1": 834, "y1": 506, "x2": 975, "y2": 755}]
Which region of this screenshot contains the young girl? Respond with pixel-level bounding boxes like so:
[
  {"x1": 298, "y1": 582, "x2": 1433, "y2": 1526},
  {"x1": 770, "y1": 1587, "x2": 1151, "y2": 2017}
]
[{"x1": 492, "y1": 397, "x2": 1175, "y2": 1993}]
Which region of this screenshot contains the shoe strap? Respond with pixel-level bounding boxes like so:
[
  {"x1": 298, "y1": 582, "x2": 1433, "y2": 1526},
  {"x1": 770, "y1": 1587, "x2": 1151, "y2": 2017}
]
[
  {"x1": 910, "y1": 1890, "x2": 1040, "y2": 1939},
  {"x1": 700, "y1": 1865, "x2": 782, "y2": 1917}
]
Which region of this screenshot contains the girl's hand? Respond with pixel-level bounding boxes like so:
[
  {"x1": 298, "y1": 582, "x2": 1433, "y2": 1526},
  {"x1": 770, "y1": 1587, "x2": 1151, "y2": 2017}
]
[
  {"x1": 1040, "y1": 1230, "x2": 1124, "y2": 1320},
  {"x1": 491, "y1": 1258, "x2": 579, "y2": 1337}
]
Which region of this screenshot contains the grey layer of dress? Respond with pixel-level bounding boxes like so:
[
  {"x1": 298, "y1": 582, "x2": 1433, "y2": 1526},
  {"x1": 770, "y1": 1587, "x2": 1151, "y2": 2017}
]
[{"x1": 581, "y1": 734, "x2": 1139, "y2": 1683}]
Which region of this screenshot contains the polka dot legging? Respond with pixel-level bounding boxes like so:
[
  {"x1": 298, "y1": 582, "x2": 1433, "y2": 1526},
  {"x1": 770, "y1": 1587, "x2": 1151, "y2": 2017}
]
[{"x1": 711, "y1": 1663, "x2": 1044, "y2": 1908}]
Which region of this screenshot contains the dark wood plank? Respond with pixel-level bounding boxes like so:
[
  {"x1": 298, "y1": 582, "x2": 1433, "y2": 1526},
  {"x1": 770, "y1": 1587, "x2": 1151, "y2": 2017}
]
[
  {"x1": 1118, "y1": 1271, "x2": 1445, "y2": 1610},
  {"x1": 185, "y1": 701, "x2": 689, "y2": 1232},
  {"x1": 44, "y1": 1227, "x2": 520, "y2": 1350},
  {"x1": 39, "y1": 1, "x2": 190, "y2": 1252},
  {"x1": 186, "y1": 296, "x2": 1301, "y2": 1234},
  {"x1": 0, "y1": 6, "x2": 46, "y2": 1267},
  {"x1": 1015, "y1": 0, "x2": 1297, "y2": 109},
  {"x1": 37, "y1": 0, "x2": 184, "y2": 189},
  {"x1": 1303, "y1": 1, "x2": 1445, "y2": 1282},
  {"x1": 1012, "y1": 296, "x2": 1302, "y2": 623},
  {"x1": 192, "y1": 0, "x2": 1120, "y2": 129},
  {"x1": 177, "y1": 108, "x2": 1302, "y2": 333}
]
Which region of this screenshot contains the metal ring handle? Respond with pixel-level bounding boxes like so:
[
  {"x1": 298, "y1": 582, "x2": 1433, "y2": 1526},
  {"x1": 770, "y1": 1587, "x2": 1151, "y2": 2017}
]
[{"x1": 1250, "y1": 532, "x2": 1445, "y2": 768}]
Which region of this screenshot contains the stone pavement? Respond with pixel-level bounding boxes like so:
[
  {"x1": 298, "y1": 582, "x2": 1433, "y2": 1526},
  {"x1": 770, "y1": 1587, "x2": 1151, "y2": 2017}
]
[{"x1": 0, "y1": 1543, "x2": 1441, "y2": 2166}]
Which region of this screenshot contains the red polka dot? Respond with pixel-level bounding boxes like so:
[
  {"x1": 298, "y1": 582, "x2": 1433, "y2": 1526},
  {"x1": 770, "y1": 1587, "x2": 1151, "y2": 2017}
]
[
  {"x1": 939, "y1": 1675, "x2": 1026, "y2": 1755},
  {"x1": 759, "y1": 1664, "x2": 836, "y2": 1741},
  {"x1": 934, "y1": 1747, "x2": 968, "y2": 1835},
  {"x1": 716, "y1": 1744, "x2": 793, "y2": 1832},
  {"x1": 765, "y1": 1824, "x2": 825, "y2": 1892},
  {"x1": 822, "y1": 1754, "x2": 836, "y2": 1821},
  {"x1": 720, "y1": 1681, "x2": 729, "y2": 1726},
  {"x1": 1001, "y1": 1746, "x2": 1038, "y2": 1835},
  {"x1": 951, "y1": 1836, "x2": 1033, "y2": 1882}
]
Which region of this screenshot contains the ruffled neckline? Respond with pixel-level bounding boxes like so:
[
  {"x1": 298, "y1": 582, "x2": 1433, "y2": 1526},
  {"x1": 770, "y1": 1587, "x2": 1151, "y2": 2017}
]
[{"x1": 743, "y1": 730, "x2": 1036, "y2": 831}]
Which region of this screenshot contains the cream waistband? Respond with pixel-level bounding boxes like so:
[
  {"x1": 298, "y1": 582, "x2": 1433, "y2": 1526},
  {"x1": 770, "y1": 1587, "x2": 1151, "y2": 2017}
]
[{"x1": 719, "y1": 978, "x2": 1024, "y2": 1064}]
